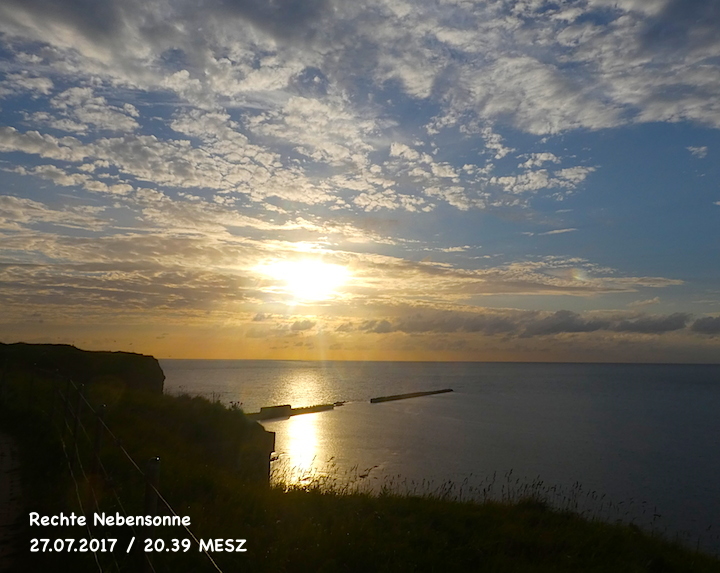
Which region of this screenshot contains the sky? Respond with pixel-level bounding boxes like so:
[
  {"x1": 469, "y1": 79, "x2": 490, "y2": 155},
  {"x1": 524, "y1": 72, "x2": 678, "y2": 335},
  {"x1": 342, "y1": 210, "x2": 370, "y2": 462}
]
[{"x1": 0, "y1": 0, "x2": 719, "y2": 362}]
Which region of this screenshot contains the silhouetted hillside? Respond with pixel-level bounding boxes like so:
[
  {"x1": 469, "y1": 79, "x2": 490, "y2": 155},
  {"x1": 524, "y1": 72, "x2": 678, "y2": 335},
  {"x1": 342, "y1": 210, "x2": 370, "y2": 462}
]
[{"x1": 0, "y1": 342, "x2": 164, "y2": 393}]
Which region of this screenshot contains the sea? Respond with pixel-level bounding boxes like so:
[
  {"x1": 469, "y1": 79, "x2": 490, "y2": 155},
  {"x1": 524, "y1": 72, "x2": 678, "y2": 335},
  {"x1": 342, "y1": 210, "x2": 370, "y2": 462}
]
[{"x1": 160, "y1": 360, "x2": 720, "y2": 553}]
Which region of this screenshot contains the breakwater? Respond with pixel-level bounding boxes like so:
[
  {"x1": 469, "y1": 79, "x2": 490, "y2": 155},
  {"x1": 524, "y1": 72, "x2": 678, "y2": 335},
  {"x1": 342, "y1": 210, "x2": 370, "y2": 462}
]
[
  {"x1": 370, "y1": 388, "x2": 453, "y2": 403},
  {"x1": 248, "y1": 389, "x2": 454, "y2": 420},
  {"x1": 246, "y1": 403, "x2": 336, "y2": 421}
]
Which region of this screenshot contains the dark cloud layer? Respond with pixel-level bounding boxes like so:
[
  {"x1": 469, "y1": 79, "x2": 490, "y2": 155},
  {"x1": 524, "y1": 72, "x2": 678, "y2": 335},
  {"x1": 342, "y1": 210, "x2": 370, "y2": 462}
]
[
  {"x1": 523, "y1": 310, "x2": 610, "y2": 337},
  {"x1": 347, "y1": 309, "x2": 706, "y2": 340},
  {"x1": 1, "y1": 0, "x2": 124, "y2": 42},
  {"x1": 642, "y1": 0, "x2": 720, "y2": 53},
  {"x1": 215, "y1": 0, "x2": 331, "y2": 42},
  {"x1": 613, "y1": 313, "x2": 690, "y2": 334},
  {"x1": 691, "y1": 316, "x2": 720, "y2": 335}
]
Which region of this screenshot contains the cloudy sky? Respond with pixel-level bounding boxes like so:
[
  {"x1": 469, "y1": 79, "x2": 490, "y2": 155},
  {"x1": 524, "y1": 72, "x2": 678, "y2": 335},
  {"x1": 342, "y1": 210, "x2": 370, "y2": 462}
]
[{"x1": 1, "y1": 0, "x2": 719, "y2": 361}]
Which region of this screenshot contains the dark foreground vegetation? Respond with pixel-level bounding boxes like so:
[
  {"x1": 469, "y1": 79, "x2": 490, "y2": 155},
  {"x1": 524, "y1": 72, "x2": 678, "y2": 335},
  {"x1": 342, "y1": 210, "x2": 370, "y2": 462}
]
[{"x1": 2, "y1": 353, "x2": 720, "y2": 572}]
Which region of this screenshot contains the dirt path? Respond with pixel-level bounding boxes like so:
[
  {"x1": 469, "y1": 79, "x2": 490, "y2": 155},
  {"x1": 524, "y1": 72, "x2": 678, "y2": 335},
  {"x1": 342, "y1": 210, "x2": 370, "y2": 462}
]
[{"x1": 0, "y1": 433, "x2": 22, "y2": 572}]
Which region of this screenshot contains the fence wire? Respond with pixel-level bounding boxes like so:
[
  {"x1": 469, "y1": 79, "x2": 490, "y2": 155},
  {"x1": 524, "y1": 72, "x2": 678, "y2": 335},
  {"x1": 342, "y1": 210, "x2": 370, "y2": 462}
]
[{"x1": 51, "y1": 374, "x2": 225, "y2": 573}]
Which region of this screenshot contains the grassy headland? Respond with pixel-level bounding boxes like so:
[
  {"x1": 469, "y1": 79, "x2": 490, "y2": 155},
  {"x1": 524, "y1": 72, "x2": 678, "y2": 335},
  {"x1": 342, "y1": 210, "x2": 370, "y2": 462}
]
[{"x1": 1, "y1": 351, "x2": 719, "y2": 572}]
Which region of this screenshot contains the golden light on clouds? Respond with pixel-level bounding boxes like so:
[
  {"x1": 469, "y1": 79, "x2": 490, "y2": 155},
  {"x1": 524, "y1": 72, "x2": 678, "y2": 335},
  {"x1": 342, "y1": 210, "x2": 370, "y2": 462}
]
[{"x1": 258, "y1": 260, "x2": 350, "y2": 302}]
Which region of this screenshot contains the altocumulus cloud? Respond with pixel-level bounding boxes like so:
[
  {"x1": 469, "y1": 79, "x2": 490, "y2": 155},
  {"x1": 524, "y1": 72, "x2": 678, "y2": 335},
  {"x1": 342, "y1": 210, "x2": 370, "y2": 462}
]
[
  {"x1": 3, "y1": 0, "x2": 720, "y2": 215},
  {"x1": 291, "y1": 319, "x2": 316, "y2": 331}
]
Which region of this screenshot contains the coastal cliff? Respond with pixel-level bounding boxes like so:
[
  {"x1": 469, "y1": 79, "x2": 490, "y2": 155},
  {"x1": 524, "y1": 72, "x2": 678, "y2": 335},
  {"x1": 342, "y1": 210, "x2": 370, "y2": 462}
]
[
  {"x1": 1, "y1": 342, "x2": 275, "y2": 484},
  {"x1": 0, "y1": 342, "x2": 165, "y2": 394}
]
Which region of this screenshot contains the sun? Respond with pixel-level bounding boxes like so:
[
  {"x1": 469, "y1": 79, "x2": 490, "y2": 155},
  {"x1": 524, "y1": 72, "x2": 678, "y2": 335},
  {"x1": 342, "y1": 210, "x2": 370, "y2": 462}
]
[{"x1": 259, "y1": 260, "x2": 349, "y2": 301}]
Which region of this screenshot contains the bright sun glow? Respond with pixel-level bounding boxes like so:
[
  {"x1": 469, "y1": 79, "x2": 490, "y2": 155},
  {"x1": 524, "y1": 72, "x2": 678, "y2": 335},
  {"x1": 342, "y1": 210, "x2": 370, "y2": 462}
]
[
  {"x1": 260, "y1": 260, "x2": 349, "y2": 301},
  {"x1": 285, "y1": 413, "x2": 318, "y2": 482}
]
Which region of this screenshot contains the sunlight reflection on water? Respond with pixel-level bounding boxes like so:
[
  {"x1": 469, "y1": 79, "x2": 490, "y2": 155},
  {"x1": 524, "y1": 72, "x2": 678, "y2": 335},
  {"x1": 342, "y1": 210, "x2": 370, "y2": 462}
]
[
  {"x1": 271, "y1": 369, "x2": 327, "y2": 409},
  {"x1": 283, "y1": 412, "x2": 319, "y2": 482}
]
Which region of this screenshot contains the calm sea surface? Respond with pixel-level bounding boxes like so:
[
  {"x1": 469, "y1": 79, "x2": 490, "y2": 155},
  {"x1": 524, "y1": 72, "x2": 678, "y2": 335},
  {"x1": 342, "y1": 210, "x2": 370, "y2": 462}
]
[{"x1": 160, "y1": 360, "x2": 720, "y2": 552}]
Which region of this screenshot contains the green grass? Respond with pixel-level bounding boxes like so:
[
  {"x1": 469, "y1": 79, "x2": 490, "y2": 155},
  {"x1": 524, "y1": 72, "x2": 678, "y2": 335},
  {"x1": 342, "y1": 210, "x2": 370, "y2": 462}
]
[{"x1": 2, "y1": 366, "x2": 720, "y2": 572}]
